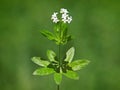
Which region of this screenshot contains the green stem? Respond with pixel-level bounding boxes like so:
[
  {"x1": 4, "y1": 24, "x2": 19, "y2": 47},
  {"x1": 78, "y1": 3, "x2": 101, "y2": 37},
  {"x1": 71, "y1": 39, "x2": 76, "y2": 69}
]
[
  {"x1": 57, "y1": 85, "x2": 60, "y2": 90},
  {"x1": 57, "y1": 45, "x2": 61, "y2": 90},
  {"x1": 57, "y1": 23, "x2": 62, "y2": 90},
  {"x1": 59, "y1": 45, "x2": 61, "y2": 66}
]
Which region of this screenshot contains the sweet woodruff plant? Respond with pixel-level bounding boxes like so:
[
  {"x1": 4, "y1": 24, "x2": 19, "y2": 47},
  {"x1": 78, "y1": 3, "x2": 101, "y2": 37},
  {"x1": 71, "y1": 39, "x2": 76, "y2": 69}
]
[{"x1": 31, "y1": 8, "x2": 90, "y2": 90}]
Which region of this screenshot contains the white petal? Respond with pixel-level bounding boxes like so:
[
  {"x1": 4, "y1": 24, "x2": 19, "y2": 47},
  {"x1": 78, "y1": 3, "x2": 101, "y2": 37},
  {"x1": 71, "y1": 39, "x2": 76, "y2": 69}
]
[{"x1": 60, "y1": 8, "x2": 69, "y2": 14}]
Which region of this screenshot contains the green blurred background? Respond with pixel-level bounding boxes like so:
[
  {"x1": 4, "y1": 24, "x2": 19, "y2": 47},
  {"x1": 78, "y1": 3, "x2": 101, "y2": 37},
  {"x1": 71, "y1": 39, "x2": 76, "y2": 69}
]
[{"x1": 0, "y1": 0, "x2": 120, "y2": 90}]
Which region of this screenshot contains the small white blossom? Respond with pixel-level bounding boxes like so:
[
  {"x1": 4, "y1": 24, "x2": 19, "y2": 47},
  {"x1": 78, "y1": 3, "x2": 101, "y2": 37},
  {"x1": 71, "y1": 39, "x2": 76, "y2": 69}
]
[
  {"x1": 61, "y1": 13, "x2": 69, "y2": 23},
  {"x1": 61, "y1": 13, "x2": 72, "y2": 23},
  {"x1": 51, "y1": 12, "x2": 58, "y2": 19},
  {"x1": 62, "y1": 18, "x2": 68, "y2": 23},
  {"x1": 51, "y1": 12, "x2": 59, "y2": 23},
  {"x1": 62, "y1": 13, "x2": 68, "y2": 19},
  {"x1": 60, "y1": 8, "x2": 69, "y2": 14},
  {"x1": 67, "y1": 16, "x2": 72, "y2": 23},
  {"x1": 51, "y1": 8, "x2": 72, "y2": 23},
  {"x1": 53, "y1": 18, "x2": 59, "y2": 23}
]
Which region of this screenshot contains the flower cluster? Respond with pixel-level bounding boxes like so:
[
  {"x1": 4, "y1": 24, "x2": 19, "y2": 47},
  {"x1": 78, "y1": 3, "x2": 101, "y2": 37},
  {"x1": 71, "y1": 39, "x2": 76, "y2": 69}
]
[{"x1": 51, "y1": 8, "x2": 72, "y2": 23}]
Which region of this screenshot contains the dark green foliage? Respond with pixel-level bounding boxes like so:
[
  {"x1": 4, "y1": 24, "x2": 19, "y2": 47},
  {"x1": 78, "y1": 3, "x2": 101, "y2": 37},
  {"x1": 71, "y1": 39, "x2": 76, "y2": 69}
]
[{"x1": 32, "y1": 47, "x2": 90, "y2": 84}]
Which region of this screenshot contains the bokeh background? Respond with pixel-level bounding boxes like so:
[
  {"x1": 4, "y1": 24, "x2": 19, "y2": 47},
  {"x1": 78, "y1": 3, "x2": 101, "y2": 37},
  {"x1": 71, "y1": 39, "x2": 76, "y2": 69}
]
[{"x1": 0, "y1": 0, "x2": 120, "y2": 90}]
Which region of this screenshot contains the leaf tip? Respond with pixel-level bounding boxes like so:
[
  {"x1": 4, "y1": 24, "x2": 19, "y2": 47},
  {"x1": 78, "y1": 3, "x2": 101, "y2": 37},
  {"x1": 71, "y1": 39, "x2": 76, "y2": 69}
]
[{"x1": 33, "y1": 71, "x2": 37, "y2": 75}]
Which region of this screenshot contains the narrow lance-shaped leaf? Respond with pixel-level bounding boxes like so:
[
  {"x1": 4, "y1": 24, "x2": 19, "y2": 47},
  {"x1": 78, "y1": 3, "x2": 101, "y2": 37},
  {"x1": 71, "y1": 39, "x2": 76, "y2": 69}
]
[
  {"x1": 47, "y1": 50, "x2": 56, "y2": 62},
  {"x1": 31, "y1": 57, "x2": 50, "y2": 67},
  {"x1": 60, "y1": 23, "x2": 67, "y2": 39},
  {"x1": 53, "y1": 23, "x2": 61, "y2": 44},
  {"x1": 69, "y1": 59, "x2": 90, "y2": 71},
  {"x1": 64, "y1": 47, "x2": 75, "y2": 63},
  {"x1": 54, "y1": 72, "x2": 62, "y2": 85},
  {"x1": 61, "y1": 28, "x2": 67, "y2": 44},
  {"x1": 41, "y1": 30, "x2": 55, "y2": 40},
  {"x1": 33, "y1": 68, "x2": 55, "y2": 76},
  {"x1": 63, "y1": 70, "x2": 79, "y2": 80},
  {"x1": 54, "y1": 23, "x2": 60, "y2": 35}
]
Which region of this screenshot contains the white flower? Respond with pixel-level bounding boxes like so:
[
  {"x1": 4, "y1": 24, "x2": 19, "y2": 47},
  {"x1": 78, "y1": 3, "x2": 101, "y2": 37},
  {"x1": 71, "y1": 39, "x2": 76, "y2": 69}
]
[
  {"x1": 51, "y1": 12, "x2": 59, "y2": 23},
  {"x1": 51, "y1": 12, "x2": 58, "y2": 19},
  {"x1": 51, "y1": 8, "x2": 72, "y2": 23},
  {"x1": 62, "y1": 18, "x2": 68, "y2": 23},
  {"x1": 61, "y1": 13, "x2": 69, "y2": 23},
  {"x1": 62, "y1": 16, "x2": 72, "y2": 23},
  {"x1": 62, "y1": 13, "x2": 68, "y2": 19},
  {"x1": 61, "y1": 13, "x2": 72, "y2": 23},
  {"x1": 60, "y1": 8, "x2": 69, "y2": 14},
  {"x1": 53, "y1": 18, "x2": 59, "y2": 23},
  {"x1": 67, "y1": 16, "x2": 72, "y2": 23}
]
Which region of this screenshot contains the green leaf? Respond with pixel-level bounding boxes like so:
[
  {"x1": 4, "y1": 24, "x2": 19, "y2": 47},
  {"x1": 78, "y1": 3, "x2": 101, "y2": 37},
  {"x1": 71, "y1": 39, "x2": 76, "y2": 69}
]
[
  {"x1": 60, "y1": 24, "x2": 68, "y2": 44},
  {"x1": 69, "y1": 60, "x2": 90, "y2": 71},
  {"x1": 53, "y1": 22, "x2": 70, "y2": 45},
  {"x1": 64, "y1": 47, "x2": 75, "y2": 63},
  {"x1": 47, "y1": 50, "x2": 56, "y2": 62},
  {"x1": 63, "y1": 70, "x2": 79, "y2": 80},
  {"x1": 54, "y1": 73, "x2": 62, "y2": 85},
  {"x1": 31, "y1": 57, "x2": 50, "y2": 67},
  {"x1": 54, "y1": 22, "x2": 60, "y2": 32},
  {"x1": 41, "y1": 30, "x2": 55, "y2": 40},
  {"x1": 61, "y1": 25, "x2": 67, "y2": 39},
  {"x1": 33, "y1": 68, "x2": 55, "y2": 76}
]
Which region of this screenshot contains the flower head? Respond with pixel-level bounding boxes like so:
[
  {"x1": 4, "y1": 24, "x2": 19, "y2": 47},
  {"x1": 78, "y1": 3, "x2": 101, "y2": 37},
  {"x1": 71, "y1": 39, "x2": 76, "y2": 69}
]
[
  {"x1": 51, "y1": 8, "x2": 72, "y2": 24},
  {"x1": 51, "y1": 12, "x2": 59, "y2": 23},
  {"x1": 62, "y1": 13, "x2": 68, "y2": 19}
]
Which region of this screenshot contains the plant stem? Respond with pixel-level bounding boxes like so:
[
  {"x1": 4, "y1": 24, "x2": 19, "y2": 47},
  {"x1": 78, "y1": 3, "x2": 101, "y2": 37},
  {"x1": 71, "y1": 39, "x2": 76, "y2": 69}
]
[
  {"x1": 57, "y1": 23, "x2": 62, "y2": 90},
  {"x1": 58, "y1": 45, "x2": 61, "y2": 66},
  {"x1": 57, "y1": 85, "x2": 60, "y2": 90},
  {"x1": 57, "y1": 45, "x2": 61, "y2": 90}
]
